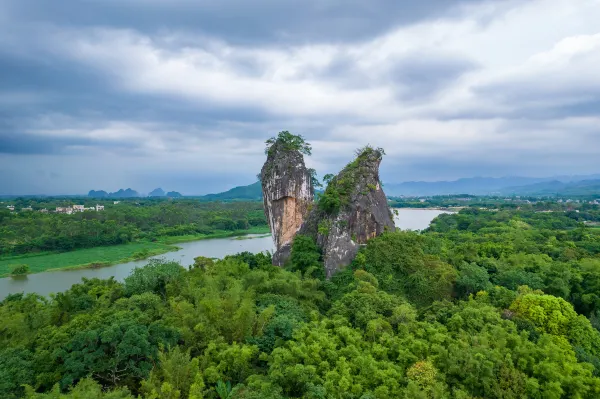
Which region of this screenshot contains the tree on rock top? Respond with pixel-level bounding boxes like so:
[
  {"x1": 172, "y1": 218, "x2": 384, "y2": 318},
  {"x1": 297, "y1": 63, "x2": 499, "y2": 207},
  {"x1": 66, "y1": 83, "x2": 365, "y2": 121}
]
[{"x1": 265, "y1": 131, "x2": 312, "y2": 156}]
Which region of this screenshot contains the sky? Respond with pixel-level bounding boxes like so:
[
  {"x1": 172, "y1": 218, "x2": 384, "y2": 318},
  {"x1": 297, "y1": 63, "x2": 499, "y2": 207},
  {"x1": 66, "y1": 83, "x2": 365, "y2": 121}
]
[{"x1": 1, "y1": 0, "x2": 600, "y2": 195}]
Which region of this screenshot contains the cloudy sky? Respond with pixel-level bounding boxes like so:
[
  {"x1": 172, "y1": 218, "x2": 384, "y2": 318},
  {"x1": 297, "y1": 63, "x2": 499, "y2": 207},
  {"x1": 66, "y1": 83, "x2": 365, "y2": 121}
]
[{"x1": 1, "y1": 0, "x2": 599, "y2": 195}]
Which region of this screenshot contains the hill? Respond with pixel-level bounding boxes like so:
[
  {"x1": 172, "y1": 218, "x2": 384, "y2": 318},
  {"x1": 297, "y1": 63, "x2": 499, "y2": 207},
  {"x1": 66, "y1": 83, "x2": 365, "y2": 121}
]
[
  {"x1": 166, "y1": 191, "x2": 182, "y2": 198},
  {"x1": 148, "y1": 188, "x2": 166, "y2": 197},
  {"x1": 88, "y1": 188, "x2": 140, "y2": 198},
  {"x1": 198, "y1": 181, "x2": 262, "y2": 201}
]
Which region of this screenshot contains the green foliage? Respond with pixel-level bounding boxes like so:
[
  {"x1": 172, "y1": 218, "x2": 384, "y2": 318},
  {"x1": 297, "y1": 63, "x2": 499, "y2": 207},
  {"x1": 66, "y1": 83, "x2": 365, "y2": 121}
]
[
  {"x1": 0, "y1": 200, "x2": 268, "y2": 259},
  {"x1": 288, "y1": 235, "x2": 324, "y2": 280},
  {"x1": 124, "y1": 259, "x2": 184, "y2": 297},
  {"x1": 192, "y1": 256, "x2": 215, "y2": 270},
  {"x1": 317, "y1": 146, "x2": 385, "y2": 215},
  {"x1": 360, "y1": 232, "x2": 456, "y2": 306},
  {"x1": 224, "y1": 251, "x2": 272, "y2": 270},
  {"x1": 0, "y1": 348, "x2": 35, "y2": 398},
  {"x1": 9, "y1": 263, "x2": 29, "y2": 275},
  {"x1": 455, "y1": 262, "x2": 491, "y2": 297},
  {"x1": 307, "y1": 168, "x2": 321, "y2": 189},
  {"x1": 141, "y1": 346, "x2": 204, "y2": 399},
  {"x1": 4, "y1": 205, "x2": 600, "y2": 398},
  {"x1": 0, "y1": 242, "x2": 174, "y2": 277},
  {"x1": 317, "y1": 220, "x2": 330, "y2": 236},
  {"x1": 24, "y1": 378, "x2": 134, "y2": 398},
  {"x1": 132, "y1": 249, "x2": 151, "y2": 259},
  {"x1": 265, "y1": 131, "x2": 312, "y2": 156},
  {"x1": 216, "y1": 380, "x2": 232, "y2": 399}
]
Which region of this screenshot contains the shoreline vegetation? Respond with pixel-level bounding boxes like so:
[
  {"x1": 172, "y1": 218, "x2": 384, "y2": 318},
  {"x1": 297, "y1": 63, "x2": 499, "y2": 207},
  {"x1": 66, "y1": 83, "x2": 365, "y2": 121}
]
[
  {"x1": 391, "y1": 206, "x2": 463, "y2": 211},
  {"x1": 0, "y1": 226, "x2": 271, "y2": 278}
]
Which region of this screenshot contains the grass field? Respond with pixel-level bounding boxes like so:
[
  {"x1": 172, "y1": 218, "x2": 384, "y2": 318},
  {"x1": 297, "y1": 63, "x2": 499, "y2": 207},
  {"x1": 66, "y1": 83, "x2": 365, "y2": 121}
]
[
  {"x1": 0, "y1": 242, "x2": 176, "y2": 277},
  {"x1": 157, "y1": 226, "x2": 271, "y2": 244}
]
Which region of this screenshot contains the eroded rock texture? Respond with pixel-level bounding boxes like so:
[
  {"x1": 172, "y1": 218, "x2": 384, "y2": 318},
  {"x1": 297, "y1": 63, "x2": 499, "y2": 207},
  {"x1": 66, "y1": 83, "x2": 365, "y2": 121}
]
[
  {"x1": 260, "y1": 141, "x2": 314, "y2": 265},
  {"x1": 300, "y1": 147, "x2": 395, "y2": 278}
]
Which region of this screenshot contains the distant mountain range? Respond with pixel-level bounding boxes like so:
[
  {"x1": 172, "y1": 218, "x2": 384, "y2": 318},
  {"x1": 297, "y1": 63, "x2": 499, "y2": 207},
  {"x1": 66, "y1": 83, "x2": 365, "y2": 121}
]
[
  {"x1": 88, "y1": 188, "x2": 182, "y2": 198},
  {"x1": 384, "y1": 175, "x2": 600, "y2": 196},
  {"x1": 83, "y1": 174, "x2": 600, "y2": 200},
  {"x1": 501, "y1": 179, "x2": 600, "y2": 196},
  {"x1": 195, "y1": 174, "x2": 600, "y2": 200}
]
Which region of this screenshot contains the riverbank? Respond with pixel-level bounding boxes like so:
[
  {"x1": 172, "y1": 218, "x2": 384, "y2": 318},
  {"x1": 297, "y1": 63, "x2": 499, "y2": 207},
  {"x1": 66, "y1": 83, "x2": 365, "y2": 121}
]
[
  {"x1": 391, "y1": 206, "x2": 464, "y2": 211},
  {"x1": 157, "y1": 226, "x2": 270, "y2": 244},
  {"x1": 0, "y1": 227, "x2": 271, "y2": 277}
]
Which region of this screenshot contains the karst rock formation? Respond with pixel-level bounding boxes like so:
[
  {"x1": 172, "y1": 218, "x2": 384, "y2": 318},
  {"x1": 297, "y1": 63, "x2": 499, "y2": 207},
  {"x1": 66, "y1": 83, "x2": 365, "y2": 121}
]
[
  {"x1": 262, "y1": 137, "x2": 395, "y2": 277},
  {"x1": 260, "y1": 139, "x2": 314, "y2": 266},
  {"x1": 299, "y1": 147, "x2": 395, "y2": 278}
]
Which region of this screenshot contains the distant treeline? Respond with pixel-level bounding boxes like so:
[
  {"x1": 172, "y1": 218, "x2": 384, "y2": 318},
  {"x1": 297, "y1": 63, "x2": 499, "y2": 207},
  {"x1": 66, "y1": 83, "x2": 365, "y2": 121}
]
[{"x1": 0, "y1": 200, "x2": 267, "y2": 256}]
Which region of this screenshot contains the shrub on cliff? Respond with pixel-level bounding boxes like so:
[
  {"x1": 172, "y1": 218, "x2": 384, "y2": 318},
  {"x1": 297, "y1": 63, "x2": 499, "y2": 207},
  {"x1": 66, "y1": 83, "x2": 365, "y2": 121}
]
[{"x1": 265, "y1": 131, "x2": 312, "y2": 156}]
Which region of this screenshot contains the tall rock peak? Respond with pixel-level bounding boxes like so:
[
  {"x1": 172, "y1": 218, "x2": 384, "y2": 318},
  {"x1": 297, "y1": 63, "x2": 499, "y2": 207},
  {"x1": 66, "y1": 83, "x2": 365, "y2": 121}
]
[
  {"x1": 260, "y1": 132, "x2": 314, "y2": 265},
  {"x1": 299, "y1": 146, "x2": 395, "y2": 278}
]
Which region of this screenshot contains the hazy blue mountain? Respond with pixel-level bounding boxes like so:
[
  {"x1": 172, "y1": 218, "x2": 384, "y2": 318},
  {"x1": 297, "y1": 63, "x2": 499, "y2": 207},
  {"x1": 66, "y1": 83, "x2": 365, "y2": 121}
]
[
  {"x1": 166, "y1": 191, "x2": 183, "y2": 198},
  {"x1": 148, "y1": 188, "x2": 166, "y2": 197},
  {"x1": 501, "y1": 179, "x2": 600, "y2": 196},
  {"x1": 88, "y1": 190, "x2": 108, "y2": 198},
  {"x1": 111, "y1": 188, "x2": 140, "y2": 198},
  {"x1": 384, "y1": 175, "x2": 600, "y2": 196},
  {"x1": 199, "y1": 181, "x2": 262, "y2": 201}
]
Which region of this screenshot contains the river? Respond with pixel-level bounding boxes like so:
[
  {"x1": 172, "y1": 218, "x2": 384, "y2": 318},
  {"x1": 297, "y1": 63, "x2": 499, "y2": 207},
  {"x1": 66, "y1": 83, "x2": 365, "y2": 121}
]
[{"x1": 0, "y1": 208, "x2": 451, "y2": 299}]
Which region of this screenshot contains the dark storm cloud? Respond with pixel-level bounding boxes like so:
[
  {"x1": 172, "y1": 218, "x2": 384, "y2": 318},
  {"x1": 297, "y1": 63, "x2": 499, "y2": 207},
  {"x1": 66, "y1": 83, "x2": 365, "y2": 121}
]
[
  {"x1": 4, "y1": 0, "x2": 486, "y2": 45},
  {"x1": 0, "y1": 49, "x2": 277, "y2": 127},
  {"x1": 0, "y1": 130, "x2": 93, "y2": 155}
]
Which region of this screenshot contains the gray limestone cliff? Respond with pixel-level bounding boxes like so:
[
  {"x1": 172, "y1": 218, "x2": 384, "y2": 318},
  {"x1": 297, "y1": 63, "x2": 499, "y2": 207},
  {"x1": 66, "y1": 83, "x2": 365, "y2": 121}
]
[
  {"x1": 260, "y1": 140, "x2": 314, "y2": 265},
  {"x1": 299, "y1": 147, "x2": 395, "y2": 278}
]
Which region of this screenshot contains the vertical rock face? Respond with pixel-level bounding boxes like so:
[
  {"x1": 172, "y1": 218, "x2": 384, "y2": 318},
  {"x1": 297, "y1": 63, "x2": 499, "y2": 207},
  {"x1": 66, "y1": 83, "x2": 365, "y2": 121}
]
[
  {"x1": 260, "y1": 141, "x2": 314, "y2": 265},
  {"x1": 300, "y1": 147, "x2": 395, "y2": 278}
]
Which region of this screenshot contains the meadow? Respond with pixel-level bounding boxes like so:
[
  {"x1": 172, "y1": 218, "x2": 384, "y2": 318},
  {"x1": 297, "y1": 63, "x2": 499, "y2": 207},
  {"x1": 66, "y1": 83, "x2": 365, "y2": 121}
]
[{"x1": 0, "y1": 241, "x2": 176, "y2": 277}]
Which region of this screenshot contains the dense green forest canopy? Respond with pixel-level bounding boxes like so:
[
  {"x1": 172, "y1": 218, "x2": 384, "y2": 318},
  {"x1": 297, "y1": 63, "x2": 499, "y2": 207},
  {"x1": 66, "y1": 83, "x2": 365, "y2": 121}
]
[
  {"x1": 0, "y1": 199, "x2": 268, "y2": 256},
  {"x1": 3, "y1": 208, "x2": 600, "y2": 398}
]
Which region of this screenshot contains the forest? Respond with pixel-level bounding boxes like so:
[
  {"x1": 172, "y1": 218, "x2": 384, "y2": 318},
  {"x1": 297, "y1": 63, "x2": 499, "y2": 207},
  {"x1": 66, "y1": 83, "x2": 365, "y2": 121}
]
[
  {"x1": 0, "y1": 200, "x2": 268, "y2": 257},
  {"x1": 2, "y1": 207, "x2": 600, "y2": 398}
]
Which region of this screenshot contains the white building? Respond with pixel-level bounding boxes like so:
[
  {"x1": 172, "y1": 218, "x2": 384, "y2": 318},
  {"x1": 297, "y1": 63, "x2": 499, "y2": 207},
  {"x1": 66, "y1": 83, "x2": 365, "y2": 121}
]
[
  {"x1": 96, "y1": 204, "x2": 105, "y2": 211},
  {"x1": 114, "y1": 201, "x2": 120, "y2": 205},
  {"x1": 73, "y1": 205, "x2": 85, "y2": 212},
  {"x1": 56, "y1": 207, "x2": 74, "y2": 215},
  {"x1": 7, "y1": 205, "x2": 15, "y2": 211}
]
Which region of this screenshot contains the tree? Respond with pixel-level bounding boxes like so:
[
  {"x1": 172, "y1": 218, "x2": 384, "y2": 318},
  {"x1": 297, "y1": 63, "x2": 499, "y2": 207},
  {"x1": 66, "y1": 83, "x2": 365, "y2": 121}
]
[
  {"x1": 124, "y1": 260, "x2": 184, "y2": 298},
  {"x1": 288, "y1": 235, "x2": 324, "y2": 279},
  {"x1": 141, "y1": 346, "x2": 205, "y2": 399},
  {"x1": 265, "y1": 131, "x2": 312, "y2": 156},
  {"x1": 55, "y1": 318, "x2": 178, "y2": 390},
  {"x1": 455, "y1": 263, "x2": 491, "y2": 297},
  {"x1": 24, "y1": 378, "x2": 134, "y2": 398},
  {"x1": 0, "y1": 348, "x2": 35, "y2": 399},
  {"x1": 9, "y1": 264, "x2": 29, "y2": 275}
]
